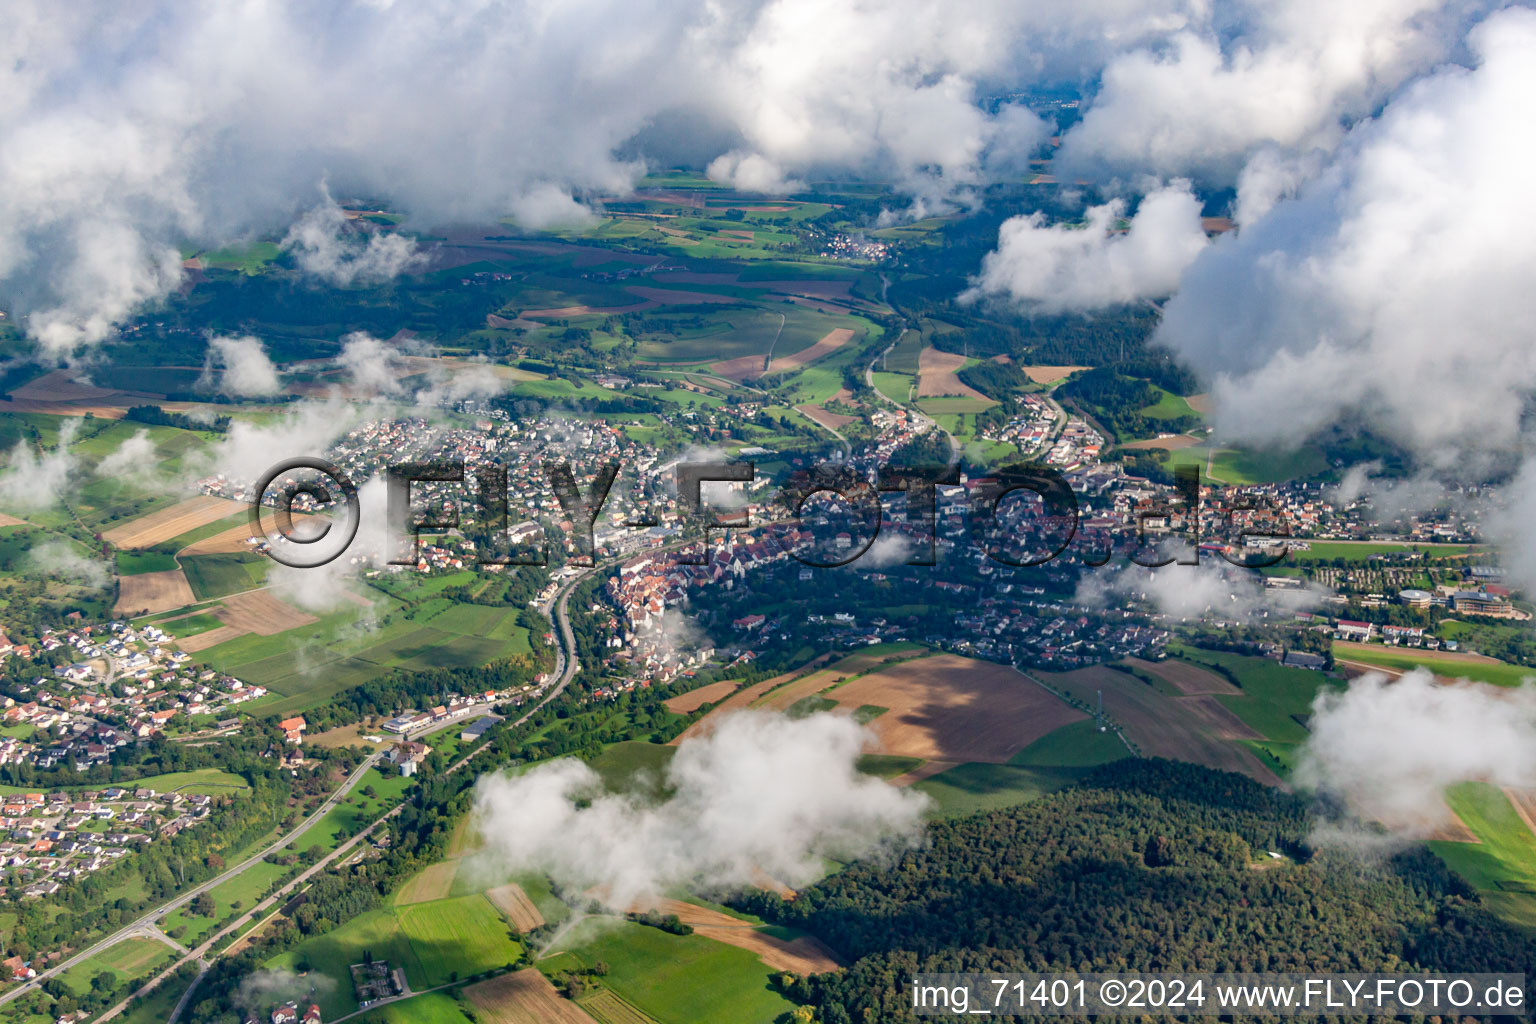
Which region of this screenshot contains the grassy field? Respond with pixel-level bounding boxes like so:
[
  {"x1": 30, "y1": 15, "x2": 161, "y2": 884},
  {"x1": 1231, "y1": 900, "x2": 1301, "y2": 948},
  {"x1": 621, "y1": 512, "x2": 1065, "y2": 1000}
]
[
  {"x1": 1285, "y1": 541, "x2": 1475, "y2": 563},
  {"x1": 0, "y1": 767, "x2": 248, "y2": 797},
  {"x1": 1331, "y1": 644, "x2": 1535, "y2": 687},
  {"x1": 357, "y1": 992, "x2": 475, "y2": 1024},
  {"x1": 1139, "y1": 386, "x2": 1198, "y2": 421},
  {"x1": 1429, "y1": 782, "x2": 1536, "y2": 931},
  {"x1": 180, "y1": 552, "x2": 267, "y2": 600},
  {"x1": 550, "y1": 918, "x2": 798, "y2": 1024},
  {"x1": 267, "y1": 907, "x2": 427, "y2": 1020},
  {"x1": 1171, "y1": 648, "x2": 1342, "y2": 743},
  {"x1": 196, "y1": 589, "x2": 532, "y2": 716},
  {"x1": 115, "y1": 550, "x2": 179, "y2": 575},
  {"x1": 163, "y1": 858, "x2": 288, "y2": 942},
  {"x1": 396, "y1": 894, "x2": 523, "y2": 986},
  {"x1": 1164, "y1": 445, "x2": 1328, "y2": 485},
  {"x1": 585, "y1": 741, "x2": 677, "y2": 793},
  {"x1": 58, "y1": 938, "x2": 176, "y2": 996},
  {"x1": 912, "y1": 763, "x2": 1086, "y2": 817},
  {"x1": 1009, "y1": 719, "x2": 1132, "y2": 768}
]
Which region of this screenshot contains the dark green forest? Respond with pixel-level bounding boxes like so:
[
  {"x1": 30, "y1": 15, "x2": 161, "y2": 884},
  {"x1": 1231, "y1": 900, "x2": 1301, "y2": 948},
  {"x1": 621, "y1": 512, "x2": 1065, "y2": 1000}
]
[{"x1": 740, "y1": 761, "x2": 1536, "y2": 1024}]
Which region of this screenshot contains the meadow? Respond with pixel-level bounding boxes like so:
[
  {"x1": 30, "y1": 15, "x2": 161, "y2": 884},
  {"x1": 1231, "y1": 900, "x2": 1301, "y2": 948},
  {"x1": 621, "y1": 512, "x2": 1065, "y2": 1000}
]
[
  {"x1": 1331, "y1": 643, "x2": 1535, "y2": 687},
  {"x1": 549, "y1": 918, "x2": 798, "y2": 1024},
  {"x1": 1429, "y1": 782, "x2": 1536, "y2": 930}
]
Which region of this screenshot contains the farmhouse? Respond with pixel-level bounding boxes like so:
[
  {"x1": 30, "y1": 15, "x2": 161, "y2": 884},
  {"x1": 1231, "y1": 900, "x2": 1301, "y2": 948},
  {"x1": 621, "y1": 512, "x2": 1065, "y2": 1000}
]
[
  {"x1": 278, "y1": 716, "x2": 307, "y2": 744},
  {"x1": 386, "y1": 741, "x2": 431, "y2": 776}
]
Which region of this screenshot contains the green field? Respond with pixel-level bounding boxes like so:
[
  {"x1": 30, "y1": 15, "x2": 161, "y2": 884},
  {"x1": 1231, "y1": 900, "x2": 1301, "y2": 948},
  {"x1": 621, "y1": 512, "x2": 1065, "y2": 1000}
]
[
  {"x1": 196, "y1": 588, "x2": 533, "y2": 716},
  {"x1": 1138, "y1": 386, "x2": 1198, "y2": 421},
  {"x1": 1010, "y1": 719, "x2": 1132, "y2": 768},
  {"x1": 912, "y1": 763, "x2": 1085, "y2": 818},
  {"x1": 586, "y1": 741, "x2": 677, "y2": 793},
  {"x1": 115, "y1": 550, "x2": 179, "y2": 575},
  {"x1": 1331, "y1": 644, "x2": 1535, "y2": 688},
  {"x1": 396, "y1": 894, "x2": 523, "y2": 986},
  {"x1": 1429, "y1": 782, "x2": 1536, "y2": 931},
  {"x1": 358, "y1": 992, "x2": 474, "y2": 1024},
  {"x1": 267, "y1": 907, "x2": 426, "y2": 1020},
  {"x1": 163, "y1": 858, "x2": 288, "y2": 943},
  {"x1": 1285, "y1": 541, "x2": 1474, "y2": 563},
  {"x1": 180, "y1": 552, "x2": 267, "y2": 600},
  {"x1": 1171, "y1": 649, "x2": 1343, "y2": 746},
  {"x1": 1164, "y1": 445, "x2": 1328, "y2": 485},
  {"x1": 58, "y1": 938, "x2": 175, "y2": 996},
  {"x1": 0, "y1": 767, "x2": 248, "y2": 797},
  {"x1": 551, "y1": 918, "x2": 798, "y2": 1024},
  {"x1": 871, "y1": 370, "x2": 914, "y2": 404}
]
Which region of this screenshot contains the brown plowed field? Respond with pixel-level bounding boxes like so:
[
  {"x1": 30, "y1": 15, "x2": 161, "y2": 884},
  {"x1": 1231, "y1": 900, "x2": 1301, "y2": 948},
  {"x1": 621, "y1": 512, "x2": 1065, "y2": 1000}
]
[
  {"x1": 917, "y1": 347, "x2": 990, "y2": 402},
  {"x1": 486, "y1": 882, "x2": 545, "y2": 932},
  {"x1": 769, "y1": 328, "x2": 854, "y2": 374},
  {"x1": 113, "y1": 570, "x2": 195, "y2": 615},
  {"x1": 464, "y1": 969, "x2": 599, "y2": 1024},
  {"x1": 1124, "y1": 657, "x2": 1240, "y2": 695},
  {"x1": 1036, "y1": 665, "x2": 1282, "y2": 786}
]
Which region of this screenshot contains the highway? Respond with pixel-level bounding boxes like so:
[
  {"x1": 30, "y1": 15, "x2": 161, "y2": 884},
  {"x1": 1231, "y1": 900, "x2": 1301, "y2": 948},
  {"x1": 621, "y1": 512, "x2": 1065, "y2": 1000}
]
[
  {"x1": 0, "y1": 752, "x2": 383, "y2": 1009},
  {"x1": 27, "y1": 556, "x2": 599, "y2": 1019}
]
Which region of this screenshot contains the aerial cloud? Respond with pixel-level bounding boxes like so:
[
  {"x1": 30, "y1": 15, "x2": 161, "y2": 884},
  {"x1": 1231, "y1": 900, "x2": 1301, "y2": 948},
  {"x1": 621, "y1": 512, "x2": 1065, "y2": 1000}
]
[
  {"x1": 471, "y1": 711, "x2": 929, "y2": 910},
  {"x1": 966, "y1": 182, "x2": 1209, "y2": 311},
  {"x1": 0, "y1": 418, "x2": 80, "y2": 512},
  {"x1": 282, "y1": 195, "x2": 425, "y2": 287},
  {"x1": 201, "y1": 334, "x2": 282, "y2": 398},
  {"x1": 1076, "y1": 554, "x2": 1327, "y2": 622},
  {"x1": 1295, "y1": 670, "x2": 1536, "y2": 836},
  {"x1": 6, "y1": 0, "x2": 1509, "y2": 356},
  {"x1": 24, "y1": 539, "x2": 110, "y2": 589}
]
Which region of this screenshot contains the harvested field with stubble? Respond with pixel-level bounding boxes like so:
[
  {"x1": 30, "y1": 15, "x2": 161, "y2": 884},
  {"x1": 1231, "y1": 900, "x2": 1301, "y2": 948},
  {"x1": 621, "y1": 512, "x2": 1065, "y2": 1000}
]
[
  {"x1": 1022, "y1": 365, "x2": 1087, "y2": 384},
  {"x1": 1036, "y1": 665, "x2": 1282, "y2": 786},
  {"x1": 830, "y1": 655, "x2": 1083, "y2": 762},
  {"x1": 580, "y1": 990, "x2": 658, "y2": 1024},
  {"x1": 684, "y1": 651, "x2": 1084, "y2": 763},
  {"x1": 654, "y1": 900, "x2": 843, "y2": 974},
  {"x1": 768, "y1": 327, "x2": 854, "y2": 373},
  {"x1": 1123, "y1": 657, "x2": 1240, "y2": 695},
  {"x1": 664, "y1": 679, "x2": 742, "y2": 714},
  {"x1": 218, "y1": 590, "x2": 317, "y2": 634},
  {"x1": 103, "y1": 495, "x2": 247, "y2": 548},
  {"x1": 397, "y1": 861, "x2": 460, "y2": 905},
  {"x1": 175, "y1": 624, "x2": 246, "y2": 652},
  {"x1": 486, "y1": 883, "x2": 545, "y2": 932},
  {"x1": 917, "y1": 347, "x2": 992, "y2": 402},
  {"x1": 671, "y1": 655, "x2": 838, "y2": 742},
  {"x1": 114, "y1": 569, "x2": 195, "y2": 615},
  {"x1": 465, "y1": 969, "x2": 600, "y2": 1024}
]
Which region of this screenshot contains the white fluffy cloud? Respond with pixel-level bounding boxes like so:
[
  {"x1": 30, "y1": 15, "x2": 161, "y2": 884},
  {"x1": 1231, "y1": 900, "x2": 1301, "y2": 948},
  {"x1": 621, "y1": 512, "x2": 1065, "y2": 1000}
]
[
  {"x1": 5, "y1": 0, "x2": 1411, "y2": 357},
  {"x1": 966, "y1": 181, "x2": 1209, "y2": 310},
  {"x1": 201, "y1": 334, "x2": 282, "y2": 397},
  {"x1": 1076, "y1": 553, "x2": 1327, "y2": 622},
  {"x1": 1057, "y1": 0, "x2": 1485, "y2": 180},
  {"x1": 335, "y1": 332, "x2": 405, "y2": 397},
  {"x1": 472, "y1": 711, "x2": 928, "y2": 910},
  {"x1": 1157, "y1": 10, "x2": 1536, "y2": 464},
  {"x1": 1296, "y1": 670, "x2": 1536, "y2": 835},
  {"x1": 24, "y1": 539, "x2": 110, "y2": 588},
  {"x1": 0, "y1": 418, "x2": 79, "y2": 512},
  {"x1": 281, "y1": 195, "x2": 425, "y2": 287}
]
